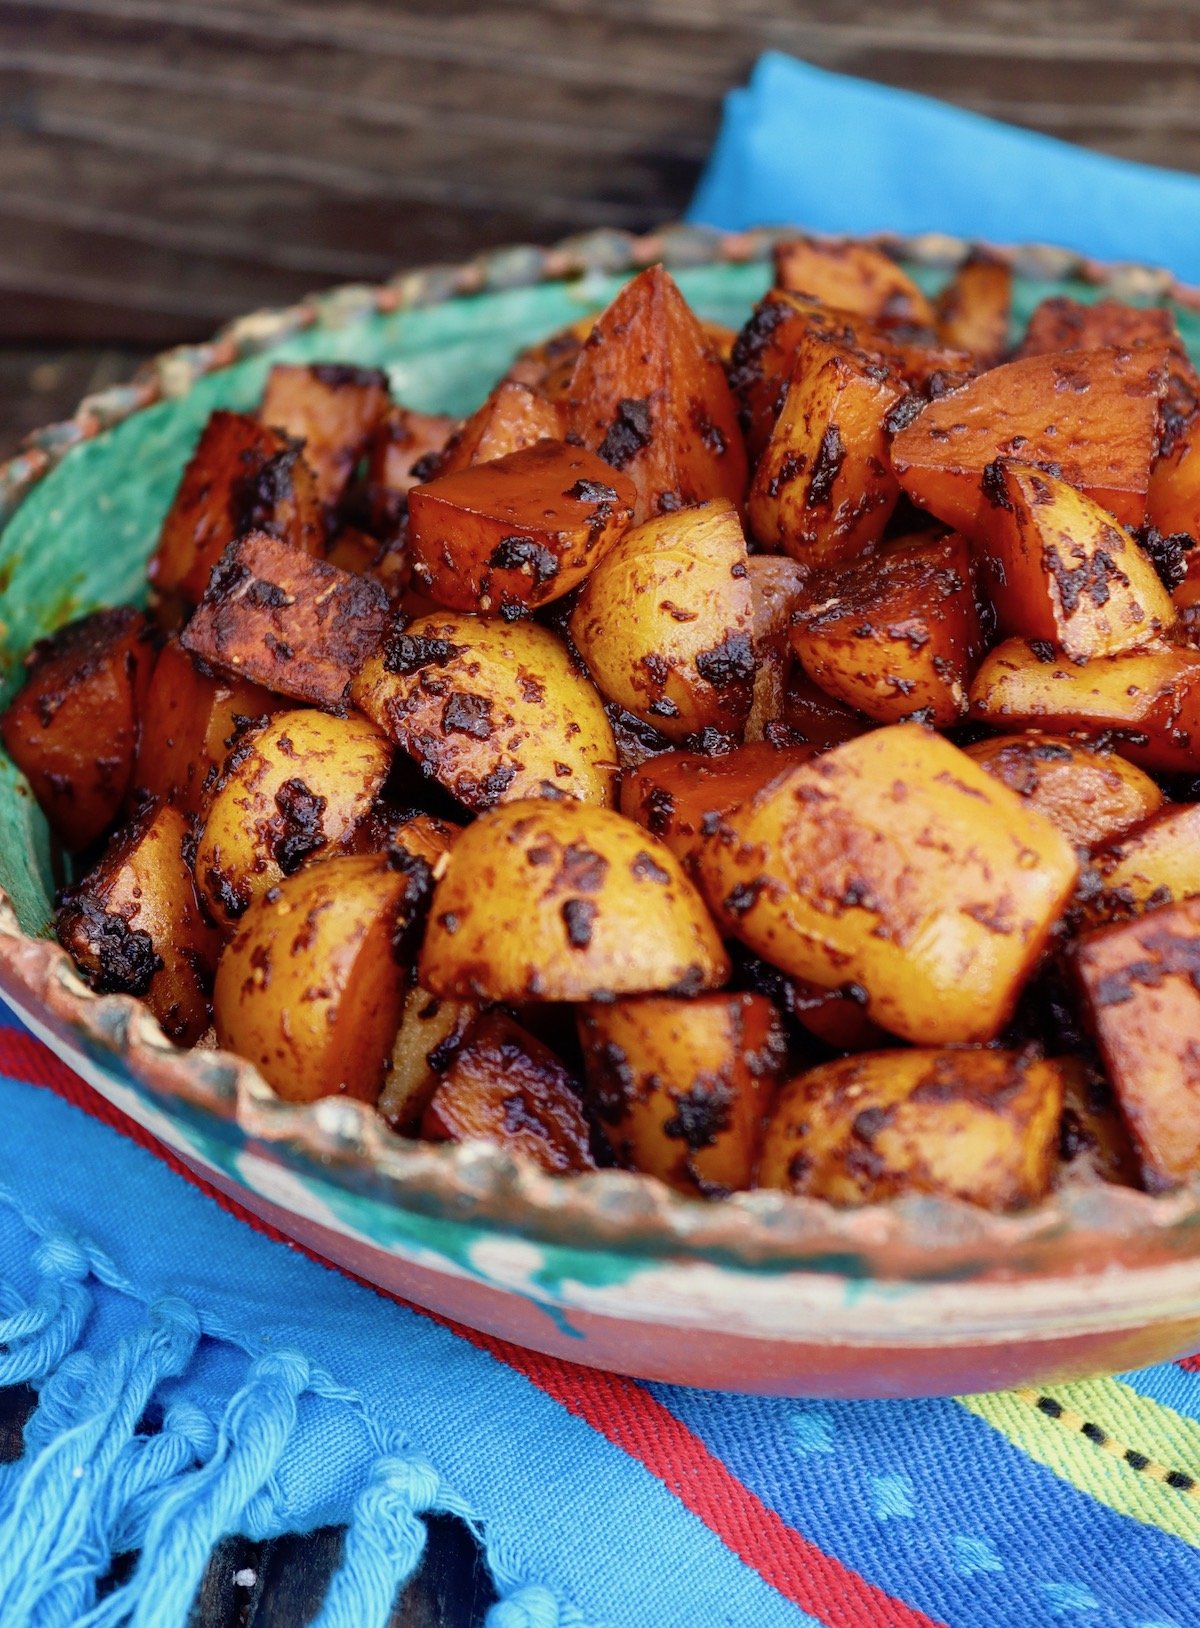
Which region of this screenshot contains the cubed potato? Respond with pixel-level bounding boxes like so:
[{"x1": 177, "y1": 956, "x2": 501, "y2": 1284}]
[
  {"x1": 933, "y1": 253, "x2": 1012, "y2": 365},
  {"x1": 56, "y1": 801, "x2": 220, "y2": 1045},
  {"x1": 365, "y1": 405, "x2": 457, "y2": 539},
  {"x1": 568, "y1": 500, "x2": 756, "y2": 742},
  {"x1": 213, "y1": 853, "x2": 425, "y2": 1104},
  {"x1": 421, "y1": 1010, "x2": 596, "y2": 1174},
  {"x1": 758, "y1": 1048, "x2": 1066, "y2": 1210},
  {"x1": 436, "y1": 380, "x2": 563, "y2": 476},
  {"x1": 748, "y1": 332, "x2": 903, "y2": 567},
  {"x1": 1085, "y1": 803, "x2": 1200, "y2": 923},
  {"x1": 963, "y1": 734, "x2": 1163, "y2": 851},
  {"x1": 419, "y1": 799, "x2": 728, "y2": 1002},
  {"x1": 890, "y1": 346, "x2": 1169, "y2": 533},
  {"x1": 969, "y1": 638, "x2": 1200, "y2": 774},
  {"x1": 352, "y1": 613, "x2": 616, "y2": 811},
  {"x1": 577, "y1": 992, "x2": 786, "y2": 1193},
  {"x1": 565, "y1": 265, "x2": 748, "y2": 522},
  {"x1": 773, "y1": 236, "x2": 935, "y2": 329},
  {"x1": 779, "y1": 668, "x2": 873, "y2": 749},
  {"x1": 260, "y1": 363, "x2": 391, "y2": 508},
  {"x1": 745, "y1": 556, "x2": 806, "y2": 740},
  {"x1": 133, "y1": 637, "x2": 282, "y2": 816},
  {"x1": 790, "y1": 530, "x2": 982, "y2": 726},
  {"x1": 1058, "y1": 1058, "x2": 1140, "y2": 1186},
  {"x1": 377, "y1": 982, "x2": 477, "y2": 1133},
  {"x1": 1015, "y1": 296, "x2": 1180, "y2": 359},
  {"x1": 194, "y1": 708, "x2": 393, "y2": 928},
  {"x1": 150, "y1": 411, "x2": 324, "y2": 605},
  {"x1": 695, "y1": 723, "x2": 1079, "y2": 1045},
  {"x1": 1074, "y1": 895, "x2": 1200, "y2": 1187},
  {"x1": 0, "y1": 606, "x2": 155, "y2": 851},
  {"x1": 972, "y1": 462, "x2": 1174, "y2": 659},
  {"x1": 408, "y1": 439, "x2": 635, "y2": 614},
  {"x1": 181, "y1": 530, "x2": 390, "y2": 711}
]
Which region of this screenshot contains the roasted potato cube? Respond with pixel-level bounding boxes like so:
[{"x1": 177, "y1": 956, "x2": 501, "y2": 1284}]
[
  {"x1": 57, "y1": 801, "x2": 220, "y2": 1045},
  {"x1": 365, "y1": 405, "x2": 456, "y2": 539},
  {"x1": 779, "y1": 667, "x2": 873, "y2": 749},
  {"x1": 969, "y1": 638, "x2": 1200, "y2": 774},
  {"x1": 568, "y1": 500, "x2": 756, "y2": 742},
  {"x1": 1074, "y1": 895, "x2": 1200, "y2": 1187},
  {"x1": 420, "y1": 799, "x2": 728, "y2": 1002},
  {"x1": 577, "y1": 992, "x2": 786, "y2": 1194},
  {"x1": 963, "y1": 734, "x2": 1163, "y2": 851},
  {"x1": 421, "y1": 1010, "x2": 596, "y2": 1173},
  {"x1": 181, "y1": 530, "x2": 389, "y2": 712},
  {"x1": 194, "y1": 708, "x2": 392, "y2": 928},
  {"x1": 745, "y1": 556, "x2": 806, "y2": 740},
  {"x1": 695, "y1": 724, "x2": 1079, "y2": 1045},
  {"x1": 758, "y1": 1048, "x2": 1066, "y2": 1210},
  {"x1": 790, "y1": 530, "x2": 982, "y2": 726},
  {"x1": 1, "y1": 606, "x2": 154, "y2": 851},
  {"x1": 748, "y1": 333, "x2": 903, "y2": 567},
  {"x1": 1085, "y1": 804, "x2": 1200, "y2": 923},
  {"x1": 1016, "y1": 296, "x2": 1181, "y2": 359},
  {"x1": 890, "y1": 346, "x2": 1169, "y2": 533},
  {"x1": 260, "y1": 363, "x2": 390, "y2": 508},
  {"x1": 133, "y1": 637, "x2": 282, "y2": 816},
  {"x1": 377, "y1": 983, "x2": 477, "y2": 1133},
  {"x1": 150, "y1": 411, "x2": 324, "y2": 605},
  {"x1": 352, "y1": 613, "x2": 616, "y2": 811},
  {"x1": 773, "y1": 236, "x2": 935, "y2": 330},
  {"x1": 213, "y1": 853, "x2": 426, "y2": 1104},
  {"x1": 408, "y1": 439, "x2": 635, "y2": 614},
  {"x1": 972, "y1": 462, "x2": 1174, "y2": 659},
  {"x1": 565, "y1": 265, "x2": 748, "y2": 523},
  {"x1": 436, "y1": 380, "x2": 563, "y2": 477},
  {"x1": 1057, "y1": 1058, "x2": 1140, "y2": 1187},
  {"x1": 933, "y1": 253, "x2": 1012, "y2": 365}
]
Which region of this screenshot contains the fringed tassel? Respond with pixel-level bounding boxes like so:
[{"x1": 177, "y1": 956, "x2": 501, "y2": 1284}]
[
  {"x1": 0, "y1": 1232, "x2": 91, "y2": 1387},
  {"x1": 487, "y1": 1583, "x2": 591, "y2": 1628},
  {"x1": 311, "y1": 1455, "x2": 440, "y2": 1628}
]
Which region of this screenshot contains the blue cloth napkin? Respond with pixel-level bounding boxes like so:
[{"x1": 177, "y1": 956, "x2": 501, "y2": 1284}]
[{"x1": 688, "y1": 52, "x2": 1200, "y2": 280}]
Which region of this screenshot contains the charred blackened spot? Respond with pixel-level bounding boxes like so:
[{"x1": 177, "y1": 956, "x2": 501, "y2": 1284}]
[
  {"x1": 1089, "y1": 923, "x2": 1200, "y2": 1006},
  {"x1": 663, "y1": 1080, "x2": 733, "y2": 1150},
  {"x1": 642, "y1": 785, "x2": 675, "y2": 834},
  {"x1": 1029, "y1": 639, "x2": 1056, "y2": 664},
  {"x1": 766, "y1": 450, "x2": 807, "y2": 499},
  {"x1": 310, "y1": 362, "x2": 389, "y2": 392},
  {"x1": 630, "y1": 849, "x2": 671, "y2": 884},
  {"x1": 441, "y1": 692, "x2": 493, "y2": 740},
  {"x1": 786, "y1": 1149, "x2": 812, "y2": 1186},
  {"x1": 649, "y1": 696, "x2": 681, "y2": 719},
  {"x1": 206, "y1": 866, "x2": 250, "y2": 921},
  {"x1": 723, "y1": 878, "x2": 764, "y2": 917},
  {"x1": 264, "y1": 633, "x2": 294, "y2": 663},
  {"x1": 980, "y1": 459, "x2": 1013, "y2": 511},
  {"x1": 517, "y1": 673, "x2": 546, "y2": 705},
  {"x1": 598, "y1": 397, "x2": 652, "y2": 469},
  {"x1": 587, "y1": 1037, "x2": 635, "y2": 1123},
  {"x1": 436, "y1": 910, "x2": 460, "y2": 935},
  {"x1": 641, "y1": 651, "x2": 670, "y2": 688},
  {"x1": 1136, "y1": 524, "x2": 1194, "y2": 592},
  {"x1": 806, "y1": 425, "x2": 846, "y2": 508},
  {"x1": 695, "y1": 631, "x2": 756, "y2": 690},
  {"x1": 851, "y1": 1104, "x2": 893, "y2": 1143},
  {"x1": 565, "y1": 477, "x2": 619, "y2": 505},
  {"x1": 477, "y1": 763, "x2": 517, "y2": 804},
  {"x1": 489, "y1": 535, "x2": 559, "y2": 584},
  {"x1": 556, "y1": 841, "x2": 609, "y2": 893},
  {"x1": 561, "y1": 896, "x2": 598, "y2": 948},
  {"x1": 1045, "y1": 544, "x2": 1121, "y2": 617},
  {"x1": 660, "y1": 600, "x2": 699, "y2": 623},
  {"x1": 383, "y1": 630, "x2": 463, "y2": 675},
  {"x1": 883, "y1": 393, "x2": 925, "y2": 436},
  {"x1": 667, "y1": 964, "x2": 707, "y2": 997},
  {"x1": 691, "y1": 404, "x2": 727, "y2": 457},
  {"x1": 207, "y1": 548, "x2": 250, "y2": 601},
  {"x1": 267, "y1": 777, "x2": 328, "y2": 874},
  {"x1": 67, "y1": 899, "x2": 163, "y2": 996}
]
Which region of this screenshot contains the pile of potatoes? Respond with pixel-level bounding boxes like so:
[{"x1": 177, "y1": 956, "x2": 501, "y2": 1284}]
[{"x1": 10, "y1": 237, "x2": 1200, "y2": 1210}]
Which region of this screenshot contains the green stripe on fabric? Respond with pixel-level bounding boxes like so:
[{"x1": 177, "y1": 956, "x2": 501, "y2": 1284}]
[{"x1": 958, "y1": 1378, "x2": 1200, "y2": 1547}]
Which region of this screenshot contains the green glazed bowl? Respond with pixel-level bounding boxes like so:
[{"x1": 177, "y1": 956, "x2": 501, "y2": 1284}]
[{"x1": 4, "y1": 225, "x2": 1200, "y2": 1397}]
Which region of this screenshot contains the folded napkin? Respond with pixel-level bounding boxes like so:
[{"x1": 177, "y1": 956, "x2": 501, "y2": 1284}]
[{"x1": 689, "y1": 52, "x2": 1200, "y2": 281}]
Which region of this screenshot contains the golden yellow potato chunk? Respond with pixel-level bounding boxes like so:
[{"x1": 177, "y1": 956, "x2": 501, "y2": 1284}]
[{"x1": 963, "y1": 735, "x2": 1163, "y2": 852}]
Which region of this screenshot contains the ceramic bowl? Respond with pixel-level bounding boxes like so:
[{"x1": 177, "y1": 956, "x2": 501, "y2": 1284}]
[{"x1": 4, "y1": 225, "x2": 1200, "y2": 1399}]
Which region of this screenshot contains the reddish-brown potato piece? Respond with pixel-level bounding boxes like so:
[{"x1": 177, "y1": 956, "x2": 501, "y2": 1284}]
[
  {"x1": 779, "y1": 668, "x2": 873, "y2": 749},
  {"x1": 962, "y1": 735, "x2": 1163, "y2": 851},
  {"x1": 934, "y1": 254, "x2": 1012, "y2": 365},
  {"x1": 260, "y1": 363, "x2": 391, "y2": 508},
  {"x1": 568, "y1": 500, "x2": 756, "y2": 742},
  {"x1": 1085, "y1": 803, "x2": 1200, "y2": 923},
  {"x1": 214, "y1": 853, "x2": 426, "y2": 1104},
  {"x1": 748, "y1": 333, "x2": 903, "y2": 567},
  {"x1": 745, "y1": 556, "x2": 806, "y2": 740},
  {"x1": 57, "y1": 801, "x2": 220, "y2": 1045},
  {"x1": 421, "y1": 1011, "x2": 596, "y2": 1174},
  {"x1": 1015, "y1": 296, "x2": 1180, "y2": 360},
  {"x1": 969, "y1": 639, "x2": 1200, "y2": 774},
  {"x1": 1074, "y1": 895, "x2": 1200, "y2": 1188},
  {"x1": 150, "y1": 411, "x2": 324, "y2": 605},
  {"x1": 420, "y1": 799, "x2": 729, "y2": 1002},
  {"x1": 972, "y1": 462, "x2": 1174, "y2": 660},
  {"x1": 790, "y1": 530, "x2": 982, "y2": 726},
  {"x1": 377, "y1": 983, "x2": 476, "y2": 1132},
  {"x1": 773, "y1": 237, "x2": 935, "y2": 329},
  {"x1": 365, "y1": 405, "x2": 457, "y2": 539},
  {"x1": 1, "y1": 606, "x2": 155, "y2": 851},
  {"x1": 695, "y1": 724, "x2": 1079, "y2": 1045},
  {"x1": 565, "y1": 265, "x2": 748, "y2": 523},
  {"x1": 758, "y1": 1048, "x2": 1066, "y2": 1210},
  {"x1": 181, "y1": 530, "x2": 389, "y2": 711},
  {"x1": 890, "y1": 346, "x2": 1169, "y2": 533},
  {"x1": 577, "y1": 992, "x2": 786, "y2": 1194},
  {"x1": 436, "y1": 381, "x2": 563, "y2": 477},
  {"x1": 1148, "y1": 428, "x2": 1200, "y2": 553},
  {"x1": 408, "y1": 439, "x2": 635, "y2": 614}
]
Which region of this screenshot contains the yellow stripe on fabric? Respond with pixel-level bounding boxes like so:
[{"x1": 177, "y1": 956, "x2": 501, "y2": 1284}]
[{"x1": 958, "y1": 1377, "x2": 1200, "y2": 1547}]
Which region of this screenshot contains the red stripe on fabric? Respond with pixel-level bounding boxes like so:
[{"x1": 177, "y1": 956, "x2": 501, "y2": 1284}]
[
  {"x1": 3, "y1": 1026, "x2": 946, "y2": 1625},
  {"x1": 1178, "y1": 1354, "x2": 1200, "y2": 1371}
]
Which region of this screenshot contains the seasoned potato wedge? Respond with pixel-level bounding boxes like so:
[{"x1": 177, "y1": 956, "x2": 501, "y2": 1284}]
[
  {"x1": 214, "y1": 853, "x2": 426, "y2": 1104},
  {"x1": 260, "y1": 362, "x2": 390, "y2": 508},
  {"x1": 890, "y1": 346, "x2": 1169, "y2": 533},
  {"x1": 1, "y1": 606, "x2": 154, "y2": 851},
  {"x1": 181, "y1": 530, "x2": 389, "y2": 711},
  {"x1": 696, "y1": 724, "x2": 1079, "y2": 1044},
  {"x1": 577, "y1": 992, "x2": 786, "y2": 1193},
  {"x1": 421, "y1": 1010, "x2": 596, "y2": 1173},
  {"x1": 745, "y1": 556, "x2": 806, "y2": 740},
  {"x1": 566, "y1": 265, "x2": 748, "y2": 522},
  {"x1": 377, "y1": 982, "x2": 477, "y2": 1132},
  {"x1": 758, "y1": 1048, "x2": 1066, "y2": 1210},
  {"x1": 963, "y1": 734, "x2": 1163, "y2": 851},
  {"x1": 1074, "y1": 896, "x2": 1200, "y2": 1187},
  {"x1": 973, "y1": 462, "x2": 1174, "y2": 659},
  {"x1": 933, "y1": 253, "x2": 1012, "y2": 365},
  {"x1": 437, "y1": 380, "x2": 563, "y2": 476},
  {"x1": 568, "y1": 500, "x2": 756, "y2": 742},
  {"x1": 773, "y1": 236, "x2": 935, "y2": 329},
  {"x1": 194, "y1": 708, "x2": 392, "y2": 928},
  {"x1": 790, "y1": 530, "x2": 982, "y2": 725},
  {"x1": 408, "y1": 439, "x2": 635, "y2": 614},
  {"x1": 969, "y1": 638, "x2": 1200, "y2": 774},
  {"x1": 352, "y1": 613, "x2": 616, "y2": 810},
  {"x1": 420, "y1": 799, "x2": 729, "y2": 1001},
  {"x1": 1085, "y1": 803, "x2": 1200, "y2": 922},
  {"x1": 748, "y1": 332, "x2": 903, "y2": 567},
  {"x1": 57, "y1": 801, "x2": 220, "y2": 1044}
]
